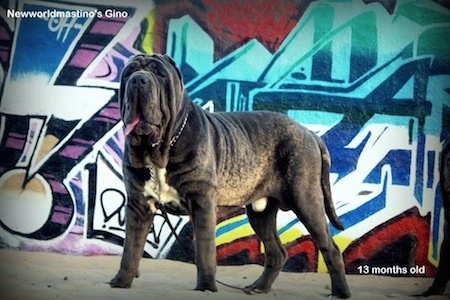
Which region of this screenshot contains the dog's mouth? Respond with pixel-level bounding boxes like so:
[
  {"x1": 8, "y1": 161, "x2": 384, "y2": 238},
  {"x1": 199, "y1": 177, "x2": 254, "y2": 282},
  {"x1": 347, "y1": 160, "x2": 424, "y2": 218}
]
[{"x1": 125, "y1": 116, "x2": 162, "y2": 147}]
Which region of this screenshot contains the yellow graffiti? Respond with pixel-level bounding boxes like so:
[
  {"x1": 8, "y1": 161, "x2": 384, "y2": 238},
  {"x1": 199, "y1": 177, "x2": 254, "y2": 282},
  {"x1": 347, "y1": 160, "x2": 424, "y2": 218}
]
[
  {"x1": 317, "y1": 235, "x2": 353, "y2": 273},
  {"x1": 216, "y1": 215, "x2": 304, "y2": 248},
  {"x1": 427, "y1": 239, "x2": 440, "y2": 268},
  {"x1": 258, "y1": 226, "x2": 304, "y2": 254},
  {"x1": 215, "y1": 214, "x2": 254, "y2": 246},
  {"x1": 279, "y1": 226, "x2": 303, "y2": 245},
  {"x1": 140, "y1": 8, "x2": 156, "y2": 54},
  {"x1": 216, "y1": 214, "x2": 353, "y2": 273}
]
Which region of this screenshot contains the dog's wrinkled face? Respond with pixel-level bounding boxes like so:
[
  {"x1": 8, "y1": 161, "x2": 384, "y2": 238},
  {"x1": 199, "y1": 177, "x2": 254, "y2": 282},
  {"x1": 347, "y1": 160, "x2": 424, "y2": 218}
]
[{"x1": 119, "y1": 54, "x2": 183, "y2": 148}]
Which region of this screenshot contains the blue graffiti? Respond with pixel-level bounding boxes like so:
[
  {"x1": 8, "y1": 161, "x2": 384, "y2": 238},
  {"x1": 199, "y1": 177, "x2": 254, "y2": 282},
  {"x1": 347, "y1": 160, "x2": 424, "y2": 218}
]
[{"x1": 165, "y1": 1, "x2": 449, "y2": 258}]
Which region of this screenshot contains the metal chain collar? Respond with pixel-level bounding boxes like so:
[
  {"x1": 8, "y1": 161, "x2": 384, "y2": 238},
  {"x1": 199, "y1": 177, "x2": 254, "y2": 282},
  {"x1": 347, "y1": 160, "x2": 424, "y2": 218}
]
[
  {"x1": 149, "y1": 113, "x2": 188, "y2": 200},
  {"x1": 148, "y1": 165, "x2": 161, "y2": 200},
  {"x1": 169, "y1": 114, "x2": 188, "y2": 147}
]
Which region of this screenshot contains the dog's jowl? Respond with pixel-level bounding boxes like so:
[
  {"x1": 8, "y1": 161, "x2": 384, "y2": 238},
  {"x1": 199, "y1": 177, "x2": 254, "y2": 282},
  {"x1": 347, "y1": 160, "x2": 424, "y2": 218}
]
[{"x1": 110, "y1": 53, "x2": 351, "y2": 298}]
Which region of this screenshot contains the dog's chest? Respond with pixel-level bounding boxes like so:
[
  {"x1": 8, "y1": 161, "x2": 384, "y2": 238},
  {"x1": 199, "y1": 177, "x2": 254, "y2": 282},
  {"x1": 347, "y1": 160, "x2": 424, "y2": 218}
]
[{"x1": 143, "y1": 165, "x2": 180, "y2": 210}]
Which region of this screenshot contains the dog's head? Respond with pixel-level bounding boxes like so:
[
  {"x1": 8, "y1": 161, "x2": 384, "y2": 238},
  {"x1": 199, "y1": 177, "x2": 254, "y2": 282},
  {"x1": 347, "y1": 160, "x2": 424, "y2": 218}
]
[{"x1": 119, "y1": 54, "x2": 184, "y2": 150}]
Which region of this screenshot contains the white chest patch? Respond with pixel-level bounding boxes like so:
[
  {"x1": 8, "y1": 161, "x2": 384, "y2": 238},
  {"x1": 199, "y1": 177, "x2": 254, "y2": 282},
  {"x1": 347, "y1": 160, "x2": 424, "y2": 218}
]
[
  {"x1": 252, "y1": 197, "x2": 268, "y2": 212},
  {"x1": 143, "y1": 166, "x2": 181, "y2": 212}
]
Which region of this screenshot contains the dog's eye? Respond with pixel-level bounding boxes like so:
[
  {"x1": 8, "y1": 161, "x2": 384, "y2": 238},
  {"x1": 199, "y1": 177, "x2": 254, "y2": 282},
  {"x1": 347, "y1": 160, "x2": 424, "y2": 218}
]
[{"x1": 154, "y1": 68, "x2": 166, "y2": 79}]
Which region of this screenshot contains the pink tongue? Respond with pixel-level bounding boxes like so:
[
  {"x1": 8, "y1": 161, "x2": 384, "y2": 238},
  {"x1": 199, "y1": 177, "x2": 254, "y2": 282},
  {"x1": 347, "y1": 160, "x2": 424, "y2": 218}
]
[{"x1": 124, "y1": 117, "x2": 140, "y2": 136}]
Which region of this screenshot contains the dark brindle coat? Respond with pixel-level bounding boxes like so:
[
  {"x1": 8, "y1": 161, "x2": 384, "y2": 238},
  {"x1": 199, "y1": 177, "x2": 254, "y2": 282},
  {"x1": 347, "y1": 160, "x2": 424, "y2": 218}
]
[{"x1": 110, "y1": 53, "x2": 351, "y2": 298}]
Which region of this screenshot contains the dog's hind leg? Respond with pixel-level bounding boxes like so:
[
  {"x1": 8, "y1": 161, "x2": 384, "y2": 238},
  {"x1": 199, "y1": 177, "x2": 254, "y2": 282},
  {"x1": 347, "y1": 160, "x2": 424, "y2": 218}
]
[
  {"x1": 245, "y1": 199, "x2": 287, "y2": 293},
  {"x1": 289, "y1": 190, "x2": 351, "y2": 299}
]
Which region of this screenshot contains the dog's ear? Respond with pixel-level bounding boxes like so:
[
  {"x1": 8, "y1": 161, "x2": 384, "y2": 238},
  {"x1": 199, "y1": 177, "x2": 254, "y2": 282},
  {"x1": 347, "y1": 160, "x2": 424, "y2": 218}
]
[
  {"x1": 119, "y1": 56, "x2": 137, "y2": 121},
  {"x1": 123, "y1": 54, "x2": 144, "y2": 72},
  {"x1": 163, "y1": 54, "x2": 183, "y2": 83},
  {"x1": 126, "y1": 54, "x2": 137, "y2": 65},
  {"x1": 118, "y1": 66, "x2": 127, "y2": 121}
]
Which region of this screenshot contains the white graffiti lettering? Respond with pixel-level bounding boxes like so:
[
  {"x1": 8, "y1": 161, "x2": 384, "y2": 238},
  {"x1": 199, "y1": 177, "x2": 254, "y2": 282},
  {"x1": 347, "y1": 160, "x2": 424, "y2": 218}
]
[{"x1": 45, "y1": 16, "x2": 83, "y2": 43}]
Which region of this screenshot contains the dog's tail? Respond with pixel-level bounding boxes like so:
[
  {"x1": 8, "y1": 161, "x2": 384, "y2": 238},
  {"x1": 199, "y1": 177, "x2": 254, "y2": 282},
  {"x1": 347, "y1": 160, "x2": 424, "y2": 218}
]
[{"x1": 316, "y1": 135, "x2": 345, "y2": 231}]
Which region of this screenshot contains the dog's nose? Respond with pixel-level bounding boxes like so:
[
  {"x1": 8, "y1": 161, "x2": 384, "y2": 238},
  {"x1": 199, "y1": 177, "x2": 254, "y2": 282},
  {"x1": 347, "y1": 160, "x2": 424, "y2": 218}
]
[{"x1": 129, "y1": 72, "x2": 149, "y2": 88}]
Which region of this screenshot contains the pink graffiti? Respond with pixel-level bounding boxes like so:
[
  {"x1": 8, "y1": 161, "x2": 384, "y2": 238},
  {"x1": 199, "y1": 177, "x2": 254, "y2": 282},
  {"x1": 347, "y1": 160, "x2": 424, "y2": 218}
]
[{"x1": 85, "y1": 26, "x2": 141, "y2": 82}]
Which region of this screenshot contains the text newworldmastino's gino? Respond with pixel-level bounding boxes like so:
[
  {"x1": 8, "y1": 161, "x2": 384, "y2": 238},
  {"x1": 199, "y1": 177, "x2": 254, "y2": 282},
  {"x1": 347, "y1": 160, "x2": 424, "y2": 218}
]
[{"x1": 7, "y1": 9, "x2": 128, "y2": 19}]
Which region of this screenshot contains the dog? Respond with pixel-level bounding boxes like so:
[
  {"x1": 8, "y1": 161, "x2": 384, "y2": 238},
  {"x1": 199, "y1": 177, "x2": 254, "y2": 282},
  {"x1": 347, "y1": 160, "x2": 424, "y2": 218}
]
[
  {"x1": 109, "y1": 53, "x2": 351, "y2": 298},
  {"x1": 423, "y1": 136, "x2": 450, "y2": 296}
]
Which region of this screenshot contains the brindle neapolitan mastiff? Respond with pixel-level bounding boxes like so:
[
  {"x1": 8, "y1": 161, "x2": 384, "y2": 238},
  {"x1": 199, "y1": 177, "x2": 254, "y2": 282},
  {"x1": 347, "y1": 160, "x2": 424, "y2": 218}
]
[
  {"x1": 423, "y1": 136, "x2": 450, "y2": 296},
  {"x1": 110, "y1": 53, "x2": 351, "y2": 298}
]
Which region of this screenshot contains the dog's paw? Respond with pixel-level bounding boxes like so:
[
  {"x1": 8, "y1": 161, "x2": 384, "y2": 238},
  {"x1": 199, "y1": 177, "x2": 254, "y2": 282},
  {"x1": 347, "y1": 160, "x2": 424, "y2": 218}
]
[
  {"x1": 420, "y1": 285, "x2": 445, "y2": 297},
  {"x1": 329, "y1": 290, "x2": 351, "y2": 299},
  {"x1": 109, "y1": 273, "x2": 133, "y2": 288},
  {"x1": 194, "y1": 282, "x2": 218, "y2": 293},
  {"x1": 244, "y1": 281, "x2": 271, "y2": 294},
  {"x1": 244, "y1": 286, "x2": 268, "y2": 294},
  {"x1": 109, "y1": 278, "x2": 131, "y2": 288}
]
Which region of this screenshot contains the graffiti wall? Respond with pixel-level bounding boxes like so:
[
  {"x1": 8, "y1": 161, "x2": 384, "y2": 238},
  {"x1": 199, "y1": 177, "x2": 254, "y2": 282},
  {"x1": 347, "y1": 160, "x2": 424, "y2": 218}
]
[{"x1": 0, "y1": 0, "x2": 449, "y2": 276}]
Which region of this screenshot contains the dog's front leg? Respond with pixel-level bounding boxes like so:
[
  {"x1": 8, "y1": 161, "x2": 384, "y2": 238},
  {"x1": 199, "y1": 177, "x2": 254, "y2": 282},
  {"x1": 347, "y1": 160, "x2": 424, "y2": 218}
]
[
  {"x1": 110, "y1": 198, "x2": 154, "y2": 288},
  {"x1": 191, "y1": 195, "x2": 218, "y2": 292}
]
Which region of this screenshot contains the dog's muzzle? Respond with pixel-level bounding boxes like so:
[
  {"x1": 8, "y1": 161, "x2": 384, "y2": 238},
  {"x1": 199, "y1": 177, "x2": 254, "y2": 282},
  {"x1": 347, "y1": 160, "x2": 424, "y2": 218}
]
[
  {"x1": 123, "y1": 71, "x2": 162, "y2": 147},
  {"x1": 125, "y1": 115, "x2": 162, "y2": 147}
]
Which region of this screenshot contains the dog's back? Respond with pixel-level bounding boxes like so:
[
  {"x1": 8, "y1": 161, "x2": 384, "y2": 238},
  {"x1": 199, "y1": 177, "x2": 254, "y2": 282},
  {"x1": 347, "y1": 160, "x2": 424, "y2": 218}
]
[{"x1": 198, "y1": 109, "x2": 343, "y2": 229}]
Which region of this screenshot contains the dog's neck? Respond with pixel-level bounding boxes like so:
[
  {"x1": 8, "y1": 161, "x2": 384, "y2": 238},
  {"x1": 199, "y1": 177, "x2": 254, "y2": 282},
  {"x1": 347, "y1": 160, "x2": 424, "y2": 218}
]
[
  {"x1": 169, "y1": 113, "x2": 188, "y2": 147},
  {"x1": 148, "y1": 92, "x2": 191, "y2": 168}
]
